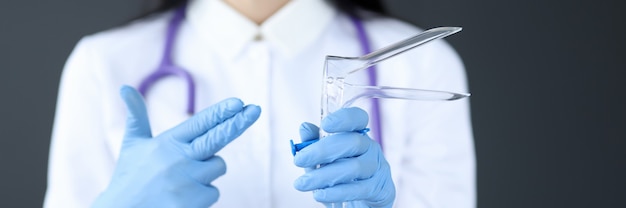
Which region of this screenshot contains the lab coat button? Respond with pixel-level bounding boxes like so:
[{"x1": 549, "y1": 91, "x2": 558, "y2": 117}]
[{"x1": 253, "y1": 33, "x2": 263, "y2": 41}]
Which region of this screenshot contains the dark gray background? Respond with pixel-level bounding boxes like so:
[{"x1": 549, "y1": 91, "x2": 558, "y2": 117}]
[{"x1": 1, "y1": 0, "x2": 624, "y2": 207}]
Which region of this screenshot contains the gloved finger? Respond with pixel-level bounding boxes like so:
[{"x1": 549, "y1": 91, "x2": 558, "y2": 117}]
[
  {"x1": 299, "y1": 122, "x2": 319, "y2": 142},
  {"x1": 298, "y1": 122, "x2": 321, "y2": 172},
  {"x1": 120, "y1": 85, "x2": 152, "y2": 139},
  {"x1": 186, "y1": 156, "x2": 227, "y2": 185},
  {"x1": 199, "y1": 185, "x2": 221, "y2": 207},
  {"x1": 313, "y1": 182, "x2": 365, "y2": 203},
  {"x1": 189, "y1": 105, "x2": 261, "y2": 160},
  {"x1": 294, "y1": 133, "x2": 370, "y2": 168},
  {"x1": 321, "y1": 107, "x2": 368, "y2": 133},
  {"x1": 164, "y1": 98, "x2": 246, "y2": 143},
  {"x1": 294, "y1": 148, "x2": 378, "y2": 191},
  {"x1": 312, "y1": 170, "x2": 394, "y2": 204},
  {"x1": 182, "y1": 183, "x2": 221, "y2": 207},
  {"x1": 156, "y1": 173, "x2": 221, "y2": 207}
]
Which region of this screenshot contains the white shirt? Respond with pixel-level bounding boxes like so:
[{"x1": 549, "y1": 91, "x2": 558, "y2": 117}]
[{"x1": 44, "y1": 0, "x2": 475, "y2": 207}]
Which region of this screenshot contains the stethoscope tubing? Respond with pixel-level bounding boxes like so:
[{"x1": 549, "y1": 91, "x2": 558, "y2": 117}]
[
  {"x1": 139, "y1": 5, "x2": 384, "y2": 148},
  {"x1": 138, "y1": 6, "x2": 196, "y2": 115}
]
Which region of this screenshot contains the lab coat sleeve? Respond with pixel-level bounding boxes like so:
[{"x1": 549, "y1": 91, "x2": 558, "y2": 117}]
[
  {"x1": 43, "y1": 37, "x2": 115, "y2": 207},
  {"x1": 384, "y1": 42, "x2": 475, "y2": 207}
]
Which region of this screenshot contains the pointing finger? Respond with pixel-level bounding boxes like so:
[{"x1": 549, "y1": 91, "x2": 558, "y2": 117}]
[
  {"x1": 163, "y1": 98, "x2": 245, "y2": 143},
  {"x1": 189, "y1": 105, "x2": 261, "y2": 160}
]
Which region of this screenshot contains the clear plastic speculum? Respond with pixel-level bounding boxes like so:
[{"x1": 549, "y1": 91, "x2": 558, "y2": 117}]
[{"x1": 321, "y1": 27, "x2": 470, "y2": 121}]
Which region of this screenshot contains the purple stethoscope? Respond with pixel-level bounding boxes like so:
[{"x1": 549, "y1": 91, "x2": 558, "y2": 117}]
[{"x1": 137, "y1": 6, "x2": 385, "y2": 148}]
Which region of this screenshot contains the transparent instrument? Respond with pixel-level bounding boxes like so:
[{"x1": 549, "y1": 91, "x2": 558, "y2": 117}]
[{"x1": 321, "y1": 27, "x2": 469, "y2": 208}]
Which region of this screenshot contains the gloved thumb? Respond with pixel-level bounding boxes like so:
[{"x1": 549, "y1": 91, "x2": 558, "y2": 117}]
[
  {"x1": 120, "y1": 85, "x2": 152, "y2": 139},
  {"x1": 299, "y1": 122, "x2": 319, "y2": 142},
  {"x1": 321, "y1": 107, "x2": 369, "y2": 133}
]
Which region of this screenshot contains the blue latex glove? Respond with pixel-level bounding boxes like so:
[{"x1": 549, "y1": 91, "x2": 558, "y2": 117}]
[
  {"x1": 92, "y1": 86, "x2": 261, "y2": 207},
  {"x1": 293, "y1": 107, "x2": 395, "y2": 207}
]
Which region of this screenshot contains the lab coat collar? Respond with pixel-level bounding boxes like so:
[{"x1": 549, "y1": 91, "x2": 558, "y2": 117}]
[{"x1": 186, "y1": 0, "x2": 337, "y2": 60}]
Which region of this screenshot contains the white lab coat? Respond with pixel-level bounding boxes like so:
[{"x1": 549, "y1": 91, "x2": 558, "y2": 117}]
[{"x1": 44, "y1": 0, "x2": 475, "y2": 207}]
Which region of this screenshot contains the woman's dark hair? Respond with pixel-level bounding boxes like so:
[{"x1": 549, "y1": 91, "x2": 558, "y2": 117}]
[
  {"x1": 135, "y1": 0, "x2": 387, "y2": 20},
  {"x1": 332, "y1": 0, "x2": 387, "y2": 16}
]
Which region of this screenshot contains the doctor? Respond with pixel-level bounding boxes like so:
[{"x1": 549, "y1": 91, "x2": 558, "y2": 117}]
[{"x1": 45, "y1": 0, "x2": 475, "y2": 207}]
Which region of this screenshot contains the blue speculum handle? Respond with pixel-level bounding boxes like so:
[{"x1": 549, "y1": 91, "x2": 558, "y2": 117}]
[{"x1": 290, "y1": 139, "x2": 320, "y2": 156}]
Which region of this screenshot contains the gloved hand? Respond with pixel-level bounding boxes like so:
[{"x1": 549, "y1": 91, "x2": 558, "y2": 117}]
[
  {"x1": 92, "y1": 86, "x2": 261, "y2": 207},
  {"x1": 293, "y1": 107, "x2": 395, "y2": 208}
]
